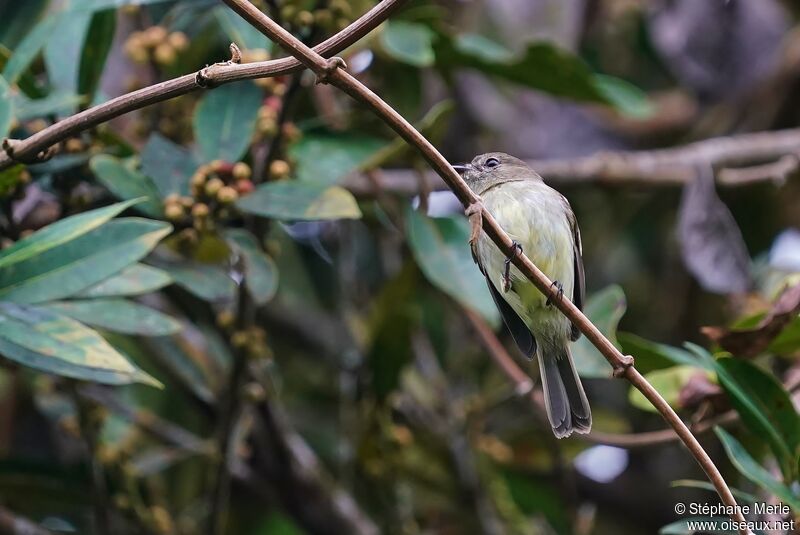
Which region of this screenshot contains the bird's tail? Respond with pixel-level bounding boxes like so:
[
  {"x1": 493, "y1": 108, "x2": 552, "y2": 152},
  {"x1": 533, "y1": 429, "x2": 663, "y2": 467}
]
[{"x1": 537, "y1": 340, "x2": 591, "y2": 438}]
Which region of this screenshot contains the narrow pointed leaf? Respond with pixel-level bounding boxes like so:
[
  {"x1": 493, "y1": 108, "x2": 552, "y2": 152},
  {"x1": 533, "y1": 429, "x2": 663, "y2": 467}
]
[
  {"x1": 44, "y1": 299, "x2": 181, "y2": 336},
  {"x1": 193, "y1": 81, "x2": 262, "y2": 163},
  {"x1": 236, "y1": 182, "x2": 362, "y2": 221},
  {"x1": 714, "y1": 427, "x2": 800, "y2": 512},
  {"x1": 76, "y1": 264, "x2": 172, "y2": 298},
  {"x1": 0, "y1": 199, "x2": 141, "y2": 269},
  {"x1": 0, "y1": 302, "x2": 160, "y2": 386},
  {"x1": 90, "y1": 155, "x2": 163, "y2": 217},
  {"x1": 0, "y1": 218, "x2": 171, "y2": 303}
]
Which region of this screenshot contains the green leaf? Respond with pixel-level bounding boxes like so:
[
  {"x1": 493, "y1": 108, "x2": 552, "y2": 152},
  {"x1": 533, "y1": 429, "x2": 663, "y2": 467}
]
[
  {"x1": 591, "y1": 74, "x2": 653, "y2": 119},
  {"x1": 769, "y1": 315, "x2": 800, "y2": 354},
  {"x1": 617, "y1": 331, "x2": 706, "y2": 373},
  {"x1": 716, "y1": 357, "x2": 800, "y2": 478},
  {"x1": 437, "y1": 34, "x2": 648, "y2": 111},
  {"x1": 90, "y1": 155, "x2": 163, "y2": 217},
  {"x1": 214, "y1": 6, "x2": 268, "y2": 51},
  {"x1": 44, "y1": 10, "x2": 91, "y2": 95},
  {"x1": 141, "y1": 133, "x2": 198, "y2": 197},
  {"x1": 670, "y1": 479, "x2": 758, "y2": 504},
  {"x1": 236, "y1": 181, "x2": 362, "y2": 221},
  {"x1": 0, "y1": 218, "x2": 171, "y2": 304},
  {"x1": 380, "y1": 21, "x2": 435, "y2": 68},
  {"x1": 715, "y1": 427, "x2": 800, "y2": 512},
  {"x1": 405, "y1": 208, "x2": 498, "y2": 324},
  {"x1": 165, "y1": 263, "x2": 236, "y2": 303},
  {"x1": 0, "y1": 199, "x2": 141, "y2": 269},
  {"x1": 43, "y1": 299, "x2": 181, "y2": 336},
  {"x1": 628, "y1": 365, "x2": 699, "y2": 413},
  {"x1": 0, "y1": 302, "x2": 160, "y2": 386},
  {"x1": 193, "y1": 80, "x2": 262, "y2": 163},
  {"x1": 0, "y1": 76, "x2": 11, "y2": 138},
  {"x1": 78, "y1": 9, "x2": 116, "y2": 98},
  {"x1": 2, "y1": 13, "x2": 60, "y2": 85},
  {"x1": 453, "y1": 34, "x2": 514, "y2": 63},
  {"x1": 12, "y1": 92, "x2": 85, "y2": 120},
  {"x1": 290, "y1": 133, "x2": 386, "y2": 185},
  {"x1": 76, "y1": 264, "x2": 172, "y2": 298},
  {"x1": 223, "y1": 229, "x2": 278, "y2": 305},
  {"x1": 0, "y1": 0, "x2": 49, "y2": 50},
  {"x1": 572, "y1": 284, "x2": 626, "y2": 377}
]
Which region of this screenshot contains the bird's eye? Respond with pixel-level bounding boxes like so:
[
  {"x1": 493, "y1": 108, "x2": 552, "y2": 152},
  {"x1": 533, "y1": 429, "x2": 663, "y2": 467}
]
[{"x1": 485, "y1": 157, "x2": 500, "y2": 168}]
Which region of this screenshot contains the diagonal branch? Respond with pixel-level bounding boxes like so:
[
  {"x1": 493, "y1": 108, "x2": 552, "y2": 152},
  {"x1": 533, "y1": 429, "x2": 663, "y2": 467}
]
[
  {"x1": 0, "y1": 0, "x2": 408, "y2": 170},
  {"x1": 220, "y1": 0, "x2": 747, "y2": 530}
]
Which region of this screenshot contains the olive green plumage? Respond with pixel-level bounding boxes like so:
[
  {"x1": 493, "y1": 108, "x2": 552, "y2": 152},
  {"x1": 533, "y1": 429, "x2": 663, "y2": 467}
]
[{"x1": 457, "y1": 152, "x2": 591, "y2": 438}]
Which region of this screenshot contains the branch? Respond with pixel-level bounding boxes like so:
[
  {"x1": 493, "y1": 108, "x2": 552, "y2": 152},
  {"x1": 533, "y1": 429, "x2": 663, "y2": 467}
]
[
  {"x1": 79, "y1": 385, "x2": 212, "y2": 456},
  {"x1": 222, "y1": 1, "x2": 747, "y2": 530},
  {"x1": 344, "y1": 128, "x2": 800, "y2": 195},
  {"x1": 463, "y1": 309, "x2": 740, "y2": 449},
  {"x1": 0, "y1": 0, "x2": 408, "y2": 170}
]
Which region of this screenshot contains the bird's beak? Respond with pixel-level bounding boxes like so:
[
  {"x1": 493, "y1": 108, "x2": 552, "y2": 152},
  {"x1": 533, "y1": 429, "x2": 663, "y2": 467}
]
[{"x1": 452, "y1": 163, "x2": 469, "y2": 175}]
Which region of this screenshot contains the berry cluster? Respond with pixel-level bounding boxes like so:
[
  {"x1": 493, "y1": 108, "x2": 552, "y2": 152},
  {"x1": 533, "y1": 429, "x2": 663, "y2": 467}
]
[
  {"x1": 163, "y1": 161, "x2": 254, "y2": 229},
  {"x1": 279, "y1": 0, "x2": 353, "y2": 32},
  {"x1": 124, "y1": 26, "x2": 189, "y2": 67}
]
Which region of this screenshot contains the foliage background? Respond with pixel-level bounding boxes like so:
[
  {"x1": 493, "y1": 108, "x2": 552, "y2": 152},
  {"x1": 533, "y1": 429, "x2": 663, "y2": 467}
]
[{"x1": 0, "y1": 0, "x2": 800, "y2": 534}]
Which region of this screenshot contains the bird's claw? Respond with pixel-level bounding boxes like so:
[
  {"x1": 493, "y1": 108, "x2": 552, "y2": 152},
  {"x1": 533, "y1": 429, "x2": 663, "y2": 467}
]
[
  {"x1": 546, "y1": 280, "x2": 563, "y2": 307},
  {"x1": 465, "y1": 200, "x2": 484, "y2": 245},
  {"x1": 503, "y1": 241, "x2": 523, "y2": 293}
]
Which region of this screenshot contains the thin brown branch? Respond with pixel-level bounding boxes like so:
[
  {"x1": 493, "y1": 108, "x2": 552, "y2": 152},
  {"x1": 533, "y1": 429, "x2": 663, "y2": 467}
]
[
  {"x1": 465, "y1": 308, "x2": 740, "y2": 448},
  {"x1": 0, "y1": 506, "x2": 54, "y2": 535},
  {"x1": 222, "y1": 1, "x2": 747, "y2": 529},
  {"x1": 79, "y1": 385, "x2": 212, "y2": 456},
  {"x1": 0, "y1": 0, "x2": 408, "y2": 171},
  {"x1": 343, "y1": 128, "x2": 800, "y2": 195}
]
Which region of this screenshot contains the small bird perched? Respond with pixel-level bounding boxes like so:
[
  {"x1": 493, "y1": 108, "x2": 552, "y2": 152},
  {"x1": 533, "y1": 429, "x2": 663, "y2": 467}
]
[{"x1": 454, "y1": 152, "x2": 591, "y2": 438}]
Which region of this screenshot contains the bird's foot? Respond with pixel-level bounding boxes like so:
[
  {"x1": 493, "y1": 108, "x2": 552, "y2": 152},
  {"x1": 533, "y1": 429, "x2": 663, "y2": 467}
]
[
  {"x1": 465, "y1": 199, "x2": 484, "y2": 245},
  {"x1": 503, "y1": 241, "x2": 523, "y2": 293},
  {"x1": 545, "y1": 280, "x2": 563, "y2": 307}
]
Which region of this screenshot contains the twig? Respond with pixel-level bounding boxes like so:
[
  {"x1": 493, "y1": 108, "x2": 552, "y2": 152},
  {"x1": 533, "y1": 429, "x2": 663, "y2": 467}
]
[
  {"x1": 251, "y1": 399, "x2": 379, "y2": 535},
  {"x1": 343, "y1": 128, "x2": 800, "y2": 195},
  {"x1": 70, "y1": 383, "x2": 111, "y2": 535},
  {"x1": 208, "y1": 277, "x2": 251, "y2": 535},
  {"x1": 464, "y1": 309, "x2": 743, "y2": 448},
  {"x1": 0, "y1": 506, "x2": 54, "y2": 535},
  {"x1": 0, "y1": 0, "x2": 409, "y2": 171},
  {"x1": 221, "y1": 2, "x2": 747, "y2": 530},
  {"x1": 79, "y1": 385, "x2": 212, "y2": 456}
]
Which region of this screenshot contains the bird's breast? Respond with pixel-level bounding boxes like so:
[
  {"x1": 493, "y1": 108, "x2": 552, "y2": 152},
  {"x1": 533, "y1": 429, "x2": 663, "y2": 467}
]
[{"x1": 477, "y1": 181, "x2": 575, "y2": 314}]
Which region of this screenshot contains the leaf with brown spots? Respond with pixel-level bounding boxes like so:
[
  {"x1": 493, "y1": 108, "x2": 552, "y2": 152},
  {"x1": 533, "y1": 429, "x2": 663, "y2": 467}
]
[{"x1": 701, "y1": 283, "x2": 800, "y2": 357}]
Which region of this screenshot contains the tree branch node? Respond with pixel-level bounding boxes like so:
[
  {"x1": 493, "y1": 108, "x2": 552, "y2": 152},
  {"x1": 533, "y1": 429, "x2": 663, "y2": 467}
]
[
  {"x1": 2, "y1": 138, "x2": 54, "y2": 164},
  {"x1": 315, "y1": 56, "x2": 347, "y2": 85},
  {"x1": 612, "y1": 354, "x2": 635, "y2": 378}
]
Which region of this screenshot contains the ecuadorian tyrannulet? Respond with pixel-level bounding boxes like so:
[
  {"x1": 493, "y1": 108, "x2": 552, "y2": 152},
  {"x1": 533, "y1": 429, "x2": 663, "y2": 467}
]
[{"x1": 455, "y1": 152, "x2": 591, "y2": 438}]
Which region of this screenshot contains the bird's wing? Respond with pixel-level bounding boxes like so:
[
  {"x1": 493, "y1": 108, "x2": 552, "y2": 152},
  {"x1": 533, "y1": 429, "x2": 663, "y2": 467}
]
[
  {"x1": 485, "y1": 278, "x2": 537, "y2": 359},
  {"x1": 567, "y1": 204, "x2": 585, "y2": 341},
  {"x1": 473, "y1": 231, "x2": 537, "y2": 360}
]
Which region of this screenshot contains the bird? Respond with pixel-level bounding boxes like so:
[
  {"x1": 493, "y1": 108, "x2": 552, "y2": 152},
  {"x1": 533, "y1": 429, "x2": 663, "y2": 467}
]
[{"x1": 453, "y1": 152, "x2": 591, "y2": 438}]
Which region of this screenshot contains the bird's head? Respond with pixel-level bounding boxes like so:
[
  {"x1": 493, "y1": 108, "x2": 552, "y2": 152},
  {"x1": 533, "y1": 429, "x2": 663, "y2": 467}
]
[{"x1": 452, "y1": 152, "x2": 534, "y2": 194}]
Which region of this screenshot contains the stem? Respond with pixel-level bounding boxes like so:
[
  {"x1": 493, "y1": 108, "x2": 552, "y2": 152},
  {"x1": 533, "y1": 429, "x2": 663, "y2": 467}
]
[
  {"x1": 71, "y1": 384, "x2": 111, "y2": 535},
  {"x1": 0, "y1": 0, "x2": 409, "y2": 171},
  {"x1": 208, "y1": 282, "x2": 251, "y2": 535},
  {"x1": 219, "y1": 1, "x2": 748, "y2": 531}
]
